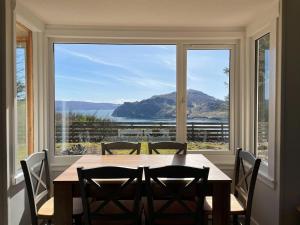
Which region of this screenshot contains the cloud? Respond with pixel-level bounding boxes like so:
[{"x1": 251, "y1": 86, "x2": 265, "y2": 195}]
[
  {"x1": 156, "y1": 54, "x2": 176, "y2": 71},
  {"x1": 56, "y1": 75, "x2": 110, "y2": 86},
  {"x1": 110, "y1": 98, "x2": 138, "y2": 104},
  {"x1": 153, "y1": 45, "x2": 172, "y2": 50},
  {"x1": 113, "y1": 74, "x2": 175, "y2": 89},
  {"x1": 55, "y1": 44, "x2": 176, "y2": 93},
  {"x1": 56, "y1": 46, "x2": 130, "y2": 71},
  {"x1": 187, "y1": 73, "x2": 203, "y2": 82}
]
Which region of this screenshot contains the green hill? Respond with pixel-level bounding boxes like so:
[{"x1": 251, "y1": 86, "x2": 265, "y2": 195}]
[{"x1": 112, "y1": 89, "x2": 228, "y2": 120}]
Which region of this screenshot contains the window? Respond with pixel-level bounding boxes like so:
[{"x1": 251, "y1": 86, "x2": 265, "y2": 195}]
[
  {"x1": 255, "y1": 34, "x2": 270, "y2": 163},
  {"x1": 52, "y1": 41, "x2": 236, "y2": 157},
  {"x1": 186, "y1": 48, "x2": 230, "y2": 151},
  {"x1": 54, "y1": 44, "x2": 176, "y2": 155},
  {"x1": 15, "y1": 23, "x2": 33, "y2": 170}
]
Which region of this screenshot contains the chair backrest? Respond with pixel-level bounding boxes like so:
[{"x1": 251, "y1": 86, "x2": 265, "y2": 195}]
[
  {"x1": 20, "y1": 150, "x2": 50, "y2": 225},
  {"x1": 234, "y1": 148, "x2": 261, "y2": 224},
  {"x1": 101, "y1": 142, "x2": 141, "y2": 155},
  {"x1": 148, "y1": 142, "x2": 187, "y2": 154},
  {"x1": 144, "y1": 165, "x2": 209, "y2": 225},
  {"x1": 77, "y1": 166, "x2": 143, "y2": 225}
]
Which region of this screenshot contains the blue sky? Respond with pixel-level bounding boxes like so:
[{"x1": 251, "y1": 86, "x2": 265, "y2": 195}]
[
  {"x1": 16, "y1": 48, "x2": 26, "y2": 100},
  {"x1": 54, "y1": 44, "x2": 229, "y2": 103}
]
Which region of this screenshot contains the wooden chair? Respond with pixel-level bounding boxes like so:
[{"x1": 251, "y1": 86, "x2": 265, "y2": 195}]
[
  {"x1": 148, "y1": 142, "x2": 187, "y2": 154},
  {"x1": 144, "y1": 165, "x2": 209, "y2": 225},
  {"x1": 77, "y1": 166, "x2": 143, "y2": 225},
  {"x1": 21, "y1": 150, "x2": 82, "y2": 225},
  {"x1": 101, "y1": 142, "x2": 141, "y2": 155},
  {"x1": 204, "y1": 148, "x2": 261, "y2": 225}
]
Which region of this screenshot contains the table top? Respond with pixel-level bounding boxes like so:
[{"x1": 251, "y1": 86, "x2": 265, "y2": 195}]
[{"x1": 54, "y1": 154, "x2": 231, "y2": 183}]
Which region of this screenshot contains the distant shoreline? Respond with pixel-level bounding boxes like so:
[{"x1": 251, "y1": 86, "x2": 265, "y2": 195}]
[{"x1": 56, "y1": 109, "x2": 228, "y2": 123}]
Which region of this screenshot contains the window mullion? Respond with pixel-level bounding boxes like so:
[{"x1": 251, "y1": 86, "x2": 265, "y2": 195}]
[{"x1": 176, "y1": 43, "x2": 187, "y2": 142}]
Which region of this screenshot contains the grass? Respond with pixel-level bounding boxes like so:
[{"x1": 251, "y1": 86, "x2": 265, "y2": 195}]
[{"x1": 55, "y1": 141, "x2": 229, "y2": 155}]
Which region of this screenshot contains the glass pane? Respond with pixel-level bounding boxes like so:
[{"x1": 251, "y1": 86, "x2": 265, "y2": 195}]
[
  {"x1": 256, "y1": 34, "x2": 270, "y2": 163},
  {"x1": 54, "y1": 44, "x2": 176, "y2": 155},
  {"x1": 16, "y1": 43, "x2": 28, "y2": 169},
  {"x1": 186, "y1": 49, "x2": 230, "y2": 151},
  {"x1": 15, "y1": 22, "x2": 33, "y2": 171}
]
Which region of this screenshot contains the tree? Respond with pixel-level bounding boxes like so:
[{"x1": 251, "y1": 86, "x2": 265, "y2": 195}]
[
  {"x1": 16, "y1": 47, "x2": 26, "y2": 100},
  {"x1": 223, "y1": 67, "x2": 230, "y2": 110}
]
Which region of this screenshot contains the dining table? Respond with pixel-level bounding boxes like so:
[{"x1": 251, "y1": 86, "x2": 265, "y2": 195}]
[{"x1": 53, "y1": 154, "x2": 231, "y2": 225}]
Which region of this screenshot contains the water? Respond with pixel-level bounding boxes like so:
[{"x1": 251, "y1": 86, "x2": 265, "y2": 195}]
[{"x1": 58, "y1": 109, "x2": 228, "y2": 123}]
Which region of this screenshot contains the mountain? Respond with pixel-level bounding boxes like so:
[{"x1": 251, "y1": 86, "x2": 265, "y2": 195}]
[
  {"x1": 55, "y1": 101, "x2": 120, "y2": 111},
  {"x1": 112, "y1": 89, "x2": 228, "y2": 119}
]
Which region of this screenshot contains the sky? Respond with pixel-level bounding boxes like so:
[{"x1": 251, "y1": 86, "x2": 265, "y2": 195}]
[
  {"x1": 54, "y1": 44, "x2": 230, "y2": 103},
  {"x1": 16, "y1": 48, "x2": 26, "y2": 100}
]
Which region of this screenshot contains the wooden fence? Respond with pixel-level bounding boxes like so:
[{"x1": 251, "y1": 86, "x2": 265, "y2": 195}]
[{"x1": 55, "y1": 121, "x2": 229, "y2": 143}]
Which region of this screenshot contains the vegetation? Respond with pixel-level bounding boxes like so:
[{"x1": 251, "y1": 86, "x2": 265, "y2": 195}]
[
  {"x1": 56, "y1": 112, "x2": 116, "y2": 143},
  {"x1": 223, "y1": 67, "x2": 230, "y2": 110},
  {"x1": 55, "y1": 112, "x2": 229, "y2": 155},
  {"x1": 56, "y1": 141, "x2": 228, "y2": 155}
]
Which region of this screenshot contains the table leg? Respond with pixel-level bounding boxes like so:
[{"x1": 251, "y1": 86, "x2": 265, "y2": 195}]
[
  {"x1": 54, "y1": 182, "x2": 73, "y2": 225},
  {"x1": 212, "y1": 182, "x2": 230, "y2": 225}
]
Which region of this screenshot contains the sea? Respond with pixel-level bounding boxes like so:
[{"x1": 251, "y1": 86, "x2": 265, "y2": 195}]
[{"x1": 58, "y1": 109, "x2": 228, "y2": 123}]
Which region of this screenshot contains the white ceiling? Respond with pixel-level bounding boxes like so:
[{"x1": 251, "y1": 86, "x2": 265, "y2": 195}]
[{"x1": 17, "y1": 0, "x2": 277, "y2": 28}]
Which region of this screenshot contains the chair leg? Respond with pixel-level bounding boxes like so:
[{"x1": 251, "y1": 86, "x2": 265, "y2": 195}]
[
  {"x1": 244, "y1": 215, "x2": 251, "y2": 225},
  {"x1": 74, "y1": 216, "x2": 82, "y2": 225},
  {"x1": 232, "y1": 215, "x2": 239, "y2": 225},
  {"x1": 203, "y1": 214, "x2": 209, "y2": 225}
]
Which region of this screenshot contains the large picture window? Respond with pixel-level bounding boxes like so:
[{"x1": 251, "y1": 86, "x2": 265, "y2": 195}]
[
  {"x1": 255, "y1": 34, "x2": 270, "y2": 163},
  {"x1": 53, "y1": 42, "x2": 234, "y2": 156},
  {"x1": 54, "y1": 44, "x2": 176, "y2": 155}
]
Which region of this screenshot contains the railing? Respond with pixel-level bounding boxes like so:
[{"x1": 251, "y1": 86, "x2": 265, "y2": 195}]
[{"x1": 55, "y1": 121, "x2": 229, "y2": 143}]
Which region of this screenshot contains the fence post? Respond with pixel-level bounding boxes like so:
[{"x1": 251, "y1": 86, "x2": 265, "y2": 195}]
[
  {"x1": 221, "y1": 123, "x2": 224, "y2": 142},
  {"x1": 191, "y1": 122, "x2": 195, "y2": 141}
]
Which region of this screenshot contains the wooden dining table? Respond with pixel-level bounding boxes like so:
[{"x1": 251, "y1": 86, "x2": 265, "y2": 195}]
[{"x1": 53, "y1": 154, "x2": 231, "y2": 225}]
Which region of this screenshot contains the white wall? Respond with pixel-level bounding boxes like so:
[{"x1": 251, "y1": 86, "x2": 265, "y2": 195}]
[
  {"x1": 0, "y1": 0, "x2": 8, "y2": 224},
  {"x1": 245, "y1": 2, "x2": 281, "y2": 225}
]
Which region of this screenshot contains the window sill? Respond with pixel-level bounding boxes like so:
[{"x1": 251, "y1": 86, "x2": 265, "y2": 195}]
[
  {"x1": 50, "y1": 151, "x2": 236, "y2": 172},
  {"x1": 194, "y1": 150, "x2": 236, "y2": 168},
  {"x1": 12, "y1": 171, "x2": 24, "y2": 185},
  {"x1": 257, "y1": 163, "x2": 276, "y2": 189},
  {"x1": 187, "y1": 150, "x2": 234, "y2": 155}
]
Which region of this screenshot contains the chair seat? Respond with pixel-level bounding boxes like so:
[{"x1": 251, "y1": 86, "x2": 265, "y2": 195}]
[
  {"x1": 90, "y1": 220, "x2": 134, "y2": 225},
  {"x1": 37, "y1": 197, "x2": 83, "y2": 219},
  {"x1": 144, "y1": 200, "x2": 199, "y2": 225},
  {"x1": 88, "y1": 200, "x2": 141, "y2": 225},
  {"x1": 204, "y1": 194, "x2": 245, "y2": 215}
]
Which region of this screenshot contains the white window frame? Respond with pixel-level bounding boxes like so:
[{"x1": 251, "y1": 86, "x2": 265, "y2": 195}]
[
  {"x1": 46, "y1": 36, "x2": 241, "y2": 168},
  {"x1": 183, "y1": 44, "x2": 236, "y2": 154},
  {"x1": 11, "y1": 10, "x2": 45, "y2": 185},
  {"x1": 250, "y1": 20, "x2": 277, "y2": 184}
]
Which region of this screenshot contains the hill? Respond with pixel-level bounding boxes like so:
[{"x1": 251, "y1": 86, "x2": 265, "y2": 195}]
[
  {"x1": 55, "y1": 101, "x2": 119, "y2": 111},
  {"x1": 112, "y1": 89, "x2": 228, "y2": 119}
]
